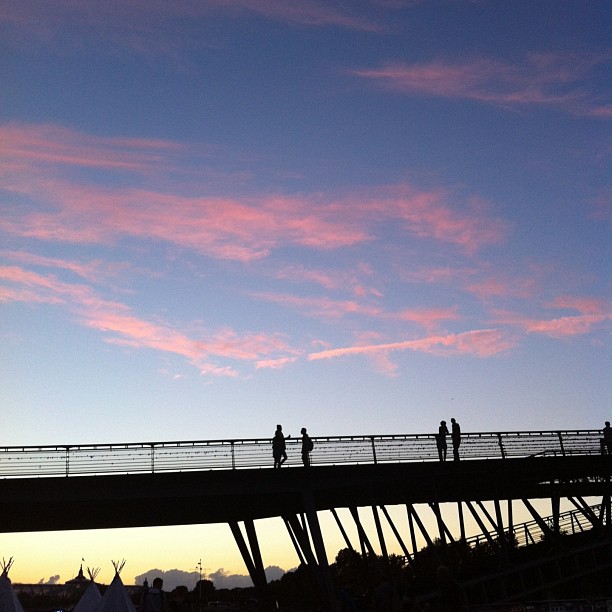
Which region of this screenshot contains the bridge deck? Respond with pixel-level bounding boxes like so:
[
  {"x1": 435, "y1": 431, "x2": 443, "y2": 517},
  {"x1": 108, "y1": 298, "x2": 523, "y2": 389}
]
[{"x1": 1, "y1": 454, "x2": 610, "y2": 532}]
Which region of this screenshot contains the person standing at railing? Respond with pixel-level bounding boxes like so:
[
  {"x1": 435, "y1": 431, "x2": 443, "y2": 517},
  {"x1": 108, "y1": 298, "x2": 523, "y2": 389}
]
[
  {"x1": 436, "y1": 420, "x2": 449, "y2": 461},
  {"x1": 451, "y1": 417, "x2": 461, "y2": 461},
  {"x1": 602, "y1": 421, "x2": 612, "y2": 455},
  {"x1": 273, "y1": 424, "x2": 290, "y2": 468}
]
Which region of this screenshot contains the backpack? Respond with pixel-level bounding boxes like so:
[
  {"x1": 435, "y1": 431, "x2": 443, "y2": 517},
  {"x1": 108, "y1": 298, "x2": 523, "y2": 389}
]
[
  {"x1": 143, "y1": 590, "x2": 165, "y2": 612},
  {"x1": 307, "y1": 438, "x2": 314, "y2": 452}
]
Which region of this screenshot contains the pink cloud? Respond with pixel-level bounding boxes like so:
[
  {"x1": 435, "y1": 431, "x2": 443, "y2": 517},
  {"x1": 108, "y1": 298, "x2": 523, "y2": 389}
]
[
  {"x1": 216, "y1": 0, "x2": 384, "y2": 32},
  {"x1": 256, "y1": 356, "x2": 299, "y2": 369},
  {"x1": 396, "y1": 306, "x2": 461, "y2": 329},
  {"x1": 521, "y1": 315, "x2": 609, "y2": 337},
  {"x1": 464, "y1": 274, "x2": 538, "y2": 300},
  {"x1": 276, "y1": 266, "x2": 341, "y2": 290},
  {"x1": 252, "y1": 292, "x2": 382, "y2": 319},
  {"x1": 492, "y1": 298, "x2": 612, "y2": 338},
  {"x1": 2, "y1": 124, "x2": 508, "y2": 261},
  {"x1": 352, "y1": 53, "x2": 612, "y2": 118},
  {"x1": 0, "y1": 263, "x2": 300, "y2": 375},
  {"x1": 0, "y1": 0, "x2": 383, "y2": 58},
  {"x1": 275, "y1": 263, "x2": 382, "y2": 298},
  {"x1": 253, "y1": 290, "x2": 461, "y2": 334},
  {"x1": 0, "y1": 123, "x2": 182, "y2": 172},
  {"x1": 1, "y1": 250, "x2": 130, "y2": 284},
  {"x1": 308, "y1": 328, "x2": 517, "y2": 362},
  {"x1": 1, "y1": 182, "x2": 368, "y2": 262},
  {"x1": 548, "y1": 295, "x2": 608, "y2": 315},
  {"x1": 353, "y1": 187, "x2": 508, "y2": 253}
]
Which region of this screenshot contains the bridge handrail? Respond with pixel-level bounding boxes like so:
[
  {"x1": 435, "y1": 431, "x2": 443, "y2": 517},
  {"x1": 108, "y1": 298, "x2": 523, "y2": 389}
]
[{"x1": 0, "y1": 430, "x2": 604, "y2": 478}]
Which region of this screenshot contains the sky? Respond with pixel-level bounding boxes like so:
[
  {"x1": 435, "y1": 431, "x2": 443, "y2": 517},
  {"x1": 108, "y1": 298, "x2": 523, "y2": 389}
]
[{"x1": 1, "y1": 0, "x2": 611, "y2": 588}]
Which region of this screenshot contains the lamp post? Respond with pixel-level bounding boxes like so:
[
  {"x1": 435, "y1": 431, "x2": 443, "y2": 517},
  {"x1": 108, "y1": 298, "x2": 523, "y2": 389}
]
[{"x1": 197, "y1": 558, "x2": 202, "y2": 611}]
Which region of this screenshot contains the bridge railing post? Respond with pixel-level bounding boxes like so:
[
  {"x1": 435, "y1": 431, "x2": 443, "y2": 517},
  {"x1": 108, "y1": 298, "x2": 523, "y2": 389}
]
[
  {"x1": 151, "y1": 444, "x2": 155, "y2": 473},
  {"x1": 65, "y1": 446, "x2": 70, "y2": 477},
  {"x1": 557, "y1": 432, "x2": 566, "y2": 457},
  {"x1": 231, "y1": 441, "x2": 236, "y2": 470},
  {"x1": 370, "y1": 437, "x2": 377, "y2": 464},
  {"x1": 497, "y1": 433, "x2": 506, "y2": 459}
]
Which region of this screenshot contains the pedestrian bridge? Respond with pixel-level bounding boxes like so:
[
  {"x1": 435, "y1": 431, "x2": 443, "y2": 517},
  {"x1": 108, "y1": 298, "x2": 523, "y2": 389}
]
[
  {"x1": 0, "y1": 429, "x2": 606, "y2": 478},
  {"x1": 1, "y1": 429, "x2": 610, "y2": 609}
]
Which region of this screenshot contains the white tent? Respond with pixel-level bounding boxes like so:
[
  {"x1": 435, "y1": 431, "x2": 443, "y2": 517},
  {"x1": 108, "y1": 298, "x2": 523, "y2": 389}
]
[
  {"x1": 0, "y1": 558, "x2": 25, "y2": 612},
  {"x1": 96, "y1": 561, "x2": 136, "y2": 612},
  {"x1": 73, "y1": 568, "x2": 102, "y2": 612}
]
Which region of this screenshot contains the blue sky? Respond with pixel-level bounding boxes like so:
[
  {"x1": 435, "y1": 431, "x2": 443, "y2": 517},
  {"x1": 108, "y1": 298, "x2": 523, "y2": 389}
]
[{"x1": 1, "y1": 0, "x2": 610, "y2": 587}]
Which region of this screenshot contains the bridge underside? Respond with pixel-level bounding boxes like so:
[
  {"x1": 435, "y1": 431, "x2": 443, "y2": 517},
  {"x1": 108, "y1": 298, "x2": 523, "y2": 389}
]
[
  {"x1": 1, "y1": 455, "x2": 609, "y2": 532},
  {"x1": 2, "y1": 455, "x2": 610, "y2": 609}
]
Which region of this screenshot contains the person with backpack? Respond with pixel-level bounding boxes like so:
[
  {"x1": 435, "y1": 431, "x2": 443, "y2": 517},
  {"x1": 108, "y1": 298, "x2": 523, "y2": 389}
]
[
  {"x1": 301, "y1": 427, "x2": 313, "y2": 467},
  {"x1": 139, "y1": 576, "x2": 167, "y2": 612}
]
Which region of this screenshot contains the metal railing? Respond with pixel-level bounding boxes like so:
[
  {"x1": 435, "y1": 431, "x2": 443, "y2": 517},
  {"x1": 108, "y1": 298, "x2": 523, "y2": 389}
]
[
  {"x1": 466, "y1": 503, "x2": 605, "y2": 549},
  {"x1": 0, "y1": 430, "x2": 605, "y2": 479}
]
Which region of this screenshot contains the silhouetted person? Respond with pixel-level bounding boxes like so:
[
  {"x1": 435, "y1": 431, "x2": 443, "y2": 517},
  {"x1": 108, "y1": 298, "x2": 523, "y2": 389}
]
[
  {"x1": 300, "y1": 427, "x2": 313, "y2": 467},
  {"x1": 436, "y1": 420, "x2": 449, "y2": 461},
  {"x1": 139, "y1": 577, "x2": 167, "y2": 612},
  {"x1": 451, "y1": 417, "x2": 461, "y2": 461},
  {"x1": 603, "y1": 421, "x2": 612, "y2": 455},
  {"x1": 272, "y1": 424, "x2": 290, "y2": 468},
  {"x1": 169, "y1": 585, "x2": 193, "y2": 612}
]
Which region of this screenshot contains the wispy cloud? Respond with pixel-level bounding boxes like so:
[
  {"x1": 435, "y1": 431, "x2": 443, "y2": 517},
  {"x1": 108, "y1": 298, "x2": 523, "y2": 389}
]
[
  {"x1": 1, "y1": 124, "x2": 509, "y2": 260},
  {"x1": 275, "y1": 262, "x2": 382, "y2": 297},
  {"x1": 0, "y1": 0, "x2": 384, "y2": 58},
  {"x1": 0, "y1": 123, "x2": 183, "y2": 172},
  {"x1": 215, "y1": 0, "x2": 385, "y2": 32},
  {"x1": 251, "y1": 292, "x2": 382, "y2": 319},
  {"x1": 308, "y1": 328, "x2": 517, "y2": 362},
  {"x1": 251, "y1": 291, "x2": 460, "y2": 332},
  {"x1": 352, "y1": 53, "x2": 612, "y2": 118},
  {"x1": 0, "y1": 264, "x2": 299, "y2": 376},
  {"x1": 492, "y1": 296, "x2": 612, "y2": 338},
  {"x1": 0, "y1": 250, "x2": 130, "y2": 284}
]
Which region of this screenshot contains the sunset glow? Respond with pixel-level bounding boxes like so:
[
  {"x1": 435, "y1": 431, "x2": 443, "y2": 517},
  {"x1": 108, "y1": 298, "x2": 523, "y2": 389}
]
[{"x1": 1, "y1": 0, "x2": 610, "y2": 589}]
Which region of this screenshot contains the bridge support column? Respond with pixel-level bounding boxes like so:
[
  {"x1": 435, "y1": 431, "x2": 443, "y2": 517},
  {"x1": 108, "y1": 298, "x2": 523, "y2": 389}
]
[
  {"x1": 350, "y1": 506, "x2": 376, "y2": 556},
  {"x1": 569, "y1": 496, "x2": 603, "y2": 530},
  {"x1": 303, "y1": 492, "x2": 336, "y2": 611},
  {"x1": 380, "y1": 505, "x2": 414, "y2": 567},
  {"x1": 465, "y1": 501, "x2": 496, "y2": 546},
  {"x1": 372, "y1": 505, "x2": 389, "y2": 567},
  {"x1": 457, "y1": 502, "x2": 466, "y2": 542},
  {"x1": 228, "y1": 520, "x2": 270, "y2": 607},
  {"x1": 284, "y1": 512, "x2": 335, "y2": 610},
  {"x1": 430, "y1": 501, "x2": 455, "y2": 545},
  {"x1": 330, "y1": 508, "x2": 355, "y2": 551},
  {"x1": 522, "y1": 499, "x2": 553, "y2": 539}
]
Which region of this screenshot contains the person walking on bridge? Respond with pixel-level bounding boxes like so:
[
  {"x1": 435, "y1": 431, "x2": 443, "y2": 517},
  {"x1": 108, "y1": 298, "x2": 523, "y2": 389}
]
[
  {"x1": 300, "y1": 427, "x2": 313, "y2": 467},
  {"x1": 273, "y1": 424, "x2": 290, "y2": 468}
]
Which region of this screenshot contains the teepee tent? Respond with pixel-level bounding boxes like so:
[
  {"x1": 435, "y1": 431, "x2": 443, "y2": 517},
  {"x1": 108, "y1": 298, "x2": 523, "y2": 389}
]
[
  {"x1": 73, "y1": 567, "x2": 102, "y2": 612},
  {"x1": 0, "y1": 558, "x2": 25, "y2": 612},
  {"x1": 96, "y1": 560, "x2": 136, "y2": 612}
]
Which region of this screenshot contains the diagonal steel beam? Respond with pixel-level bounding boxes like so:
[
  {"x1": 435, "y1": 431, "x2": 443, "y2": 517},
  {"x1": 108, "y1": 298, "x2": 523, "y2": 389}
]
[{"x1": 380, "y1": 505, "x2": 414, "y2": 567}]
